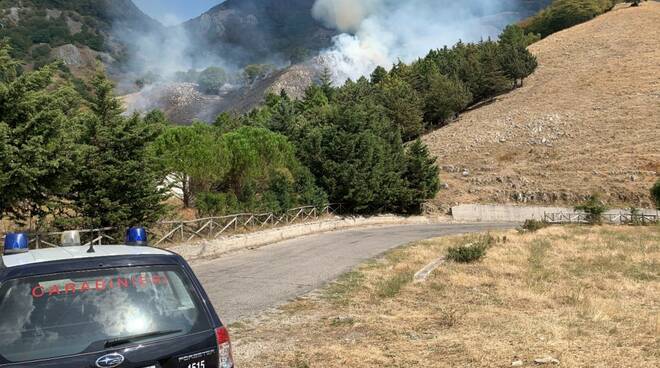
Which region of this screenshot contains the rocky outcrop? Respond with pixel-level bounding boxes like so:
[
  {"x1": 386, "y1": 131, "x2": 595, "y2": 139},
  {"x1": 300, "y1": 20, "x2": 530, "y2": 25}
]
[{"x1": 52, "y1": 44, "x2": 83, "y2": 66}]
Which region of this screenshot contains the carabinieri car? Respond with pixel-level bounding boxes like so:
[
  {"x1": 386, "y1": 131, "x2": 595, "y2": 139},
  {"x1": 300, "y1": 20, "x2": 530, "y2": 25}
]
[{"x1": 0, "y1": 228, "x2": 234, "y2": 368}]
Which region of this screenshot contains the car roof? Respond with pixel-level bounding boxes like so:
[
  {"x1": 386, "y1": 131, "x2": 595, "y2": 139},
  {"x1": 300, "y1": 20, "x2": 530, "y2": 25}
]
[{"x1": 1, "y1": 245, "x2": 173, "y2": 268}]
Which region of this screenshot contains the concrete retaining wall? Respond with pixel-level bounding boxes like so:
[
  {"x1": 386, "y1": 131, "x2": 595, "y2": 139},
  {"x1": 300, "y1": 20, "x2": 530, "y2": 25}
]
[
  {"x1": 451, "y1": 204, "x2": 659, "y2": 222},
  {"x1": 169, "y1": 215, "x2": 445, "y2": 261}
]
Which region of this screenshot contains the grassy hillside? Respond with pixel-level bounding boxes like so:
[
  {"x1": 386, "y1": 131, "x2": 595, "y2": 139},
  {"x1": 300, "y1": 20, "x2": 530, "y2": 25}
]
[
  {"x1": 231, "y1": 225, "x2": 660, "y2": 367},
  {"x1": 423, "y1": 2, "x2": 660, "y2": 209}
]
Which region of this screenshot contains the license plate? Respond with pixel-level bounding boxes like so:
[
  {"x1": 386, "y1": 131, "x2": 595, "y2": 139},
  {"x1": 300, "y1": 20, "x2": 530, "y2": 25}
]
[
  {"x1": 177, "y1": 350, "x2": 215, "y2": 368},
  {"x1": 181, "y1": 361, "x2": 207, "y2": 368}
]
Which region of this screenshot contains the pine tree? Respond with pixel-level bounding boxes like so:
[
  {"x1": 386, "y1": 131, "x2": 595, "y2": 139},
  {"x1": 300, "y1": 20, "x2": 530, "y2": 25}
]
[
  {"x1": 400, "y1": 140, "x2": 440, "y2": 214},
  {"x1": 476, "y1": 41, "x2": 512, "y2": 99},
  {"x1": 70, "y1": 71, "x2": 168, "y2": 228},
  {"x1": 319, "y1": 67, "x2": 335, "y2": 99},
  {"x1": 152, "y1": 124, "x2": 230, "y2": 208},
  {"x1": 0, "y1": 42, "x2": 81, "y2": 225},
  {"x1": 377, "y1": 75, "x2": 425, "y2": 141},
  {"x1": 499, "y1": 44, "x2": 538, "y2": 87},
  {"x1": 424, "y1": 72, "x2": 472, "y2": 125},
  {"x1": 370, "y1": 66, "x2": 388, "y2": 84},
  {"x1": 499, "y1": 25, "x2": 539, "y2": 48}
]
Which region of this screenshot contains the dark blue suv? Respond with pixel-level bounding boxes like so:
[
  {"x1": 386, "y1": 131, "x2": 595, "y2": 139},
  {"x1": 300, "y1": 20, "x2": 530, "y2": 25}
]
[{"x1": 0, "y1": 232, "x2": 234, "y2": 368}]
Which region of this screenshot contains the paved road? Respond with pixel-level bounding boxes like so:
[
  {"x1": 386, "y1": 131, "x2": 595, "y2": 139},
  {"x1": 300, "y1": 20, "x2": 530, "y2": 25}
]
[{"x1": 192, "y1": 222, "x2": 514, "y2": 323}]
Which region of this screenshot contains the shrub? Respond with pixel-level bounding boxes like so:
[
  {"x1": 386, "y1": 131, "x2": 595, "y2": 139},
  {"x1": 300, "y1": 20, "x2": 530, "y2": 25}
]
[
  {"x1": 575, "y1": 194, "x2": 608, "y2": 224},
  {"x1": 447, "y1": 242, "x2": 488, "y2": 263},
  {"x1": 195, "y1": 192, "x2": 240, "y2": 217},
  {"x1": 446, "y1": 234, "x2": 495, "y2": 263},
  {"x1": 520, "y1": 219, "x2": 550, "y2": 233},
  {"x1": 243, "y1": 64, "x2": 275, "y2": 83},
  {"x1": 625, "y1": 207, "x2": 643, "y2": 226},
  {"x1": 197, "y1": 66, "x2": 228, "y2": 94}
]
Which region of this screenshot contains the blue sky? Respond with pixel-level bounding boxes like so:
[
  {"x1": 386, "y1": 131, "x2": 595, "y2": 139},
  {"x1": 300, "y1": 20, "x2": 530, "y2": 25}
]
[{"x1": 133, "y1": 0, "x2": 224, "y2": 25}]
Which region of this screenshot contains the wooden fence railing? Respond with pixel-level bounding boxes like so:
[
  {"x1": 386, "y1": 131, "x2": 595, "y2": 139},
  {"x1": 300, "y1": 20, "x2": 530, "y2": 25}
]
[
  {"x1": 543, "y1": 212, "x2": 659, "y2": 225},
  {"x1": 1, "y1": 204, "x2": 342, "y2": 249},
  {"x1": 150, "y1": 204, "x2": 341, "y2": 246}
]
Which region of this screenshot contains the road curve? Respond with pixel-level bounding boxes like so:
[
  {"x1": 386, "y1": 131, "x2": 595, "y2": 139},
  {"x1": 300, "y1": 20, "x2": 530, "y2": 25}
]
[{"x1": 192, "y1": 222, "x2": 514, "y2": 323}]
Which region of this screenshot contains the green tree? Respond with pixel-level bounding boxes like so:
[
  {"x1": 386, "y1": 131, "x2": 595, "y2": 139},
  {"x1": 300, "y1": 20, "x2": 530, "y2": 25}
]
[
  {"x1": 319, "y1": 67, "x2": 335, "y2": 100},
  {"x1": 197, "y1": 66, "x2": 227, "y2": 94},
  {"x1": 424, "y1": 73, "x2": 472, "y2": 125},
  {"x1": 475, "y1": 41, "x2": 512, "y2": 99},
  {"x1": 206, "y1": 126, "x2": 326, "y2": 214},
  {"x1": 499, "y1": 44, "x2": 538, "y2": 87},
  {"x1": 195, "y1": 191, "x2": 240, "y2": 216},
  {"x1": 152, "y1": 124, "x2": 231, "y2": 208},
  {"x1": 213, "y1": 112, "x2": 242, "y2": 133},
  {"x1": 399, "y1": 140, "x2": 440, "y2": 214},
  {"x1": 370, "y1": 66, "x2": 388, "y2": 84},
  {"x1": 499, "y1": 25, "x2": 540, "y2": 48},
  {"x1": 263, "y1": 92, "x2": 306, "y2": 139},
  {"x1": 222, "y1": 127, "x2": 294, "y2": 200},
  {"x1": 376, "y1": 75, "x2": 425, "y2": 140},
  {"x1": 0, "y1": 42, "x2": 81, "y2": 225},
  {"x1": 70, "y1": 71, "x2": 168, "y2": 228},
  {"x1": 651, "y1": 180, "x2": 660, "y2": 209},
  {"x1": 243, "y1": 64, "x2": 275, "y2": 83},
  {"x1": 296, "y1": 81, "x2": 410, "y2": 214}
]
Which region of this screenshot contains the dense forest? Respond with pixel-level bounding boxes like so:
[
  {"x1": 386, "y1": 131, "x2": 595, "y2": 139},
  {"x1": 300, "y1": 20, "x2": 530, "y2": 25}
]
[
  {"x1": 3, "y1": 0, "x2": 636, "y2": 230},
  {"x1": 0, "y1": 17, "x2": 540, "y2": 230}
]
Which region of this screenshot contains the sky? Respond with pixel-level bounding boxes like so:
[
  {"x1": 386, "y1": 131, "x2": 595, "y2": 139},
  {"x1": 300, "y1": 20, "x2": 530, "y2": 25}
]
[{"x1": 133, "y1": 0, "x2": 224, "y2": 25}]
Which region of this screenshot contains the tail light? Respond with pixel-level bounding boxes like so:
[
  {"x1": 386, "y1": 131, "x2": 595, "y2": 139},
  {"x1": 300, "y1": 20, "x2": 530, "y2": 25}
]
[{"x1": 215, "y1": 327, "x2": 234, "y2": 368}]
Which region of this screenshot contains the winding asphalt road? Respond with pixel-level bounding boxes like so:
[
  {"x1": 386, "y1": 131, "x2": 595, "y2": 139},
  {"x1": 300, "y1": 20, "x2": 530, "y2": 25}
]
[{"x1": 192, "y1": 222, "x2": 514, "y2": 323}]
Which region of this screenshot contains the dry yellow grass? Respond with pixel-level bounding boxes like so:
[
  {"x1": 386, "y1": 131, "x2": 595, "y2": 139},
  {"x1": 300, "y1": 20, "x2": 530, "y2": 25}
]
[
  {"x1": 423, "y1": 3, "x2": 660, "y2": 209},
  {"x1": 231, "y1": 225, "x2": 660, "y2": 367}
]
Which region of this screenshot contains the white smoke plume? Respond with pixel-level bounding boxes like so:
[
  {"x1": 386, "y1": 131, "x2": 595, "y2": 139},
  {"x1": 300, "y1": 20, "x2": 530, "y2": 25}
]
[
  {"x1": 312, "y1": 0, "x2": 382, "y2": 33},
  {"x1": 313, "y1": 0, "x2": 521, "y2": 83},
  {"x1": 112, "y1": 24, "x2": 235, "y2": 90}
]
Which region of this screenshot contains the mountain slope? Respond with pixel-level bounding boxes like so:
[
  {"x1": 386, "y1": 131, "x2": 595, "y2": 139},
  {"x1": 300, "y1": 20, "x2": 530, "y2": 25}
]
[
  {"x1": 183, "y1": 0, "x2": 335, "y2": 65},
  {"x1": 0, "y1": 0, "x2": 161, "y2": 76},
  {"x1": 423, "y1": 2, "x2": 660, "y2": 209}
]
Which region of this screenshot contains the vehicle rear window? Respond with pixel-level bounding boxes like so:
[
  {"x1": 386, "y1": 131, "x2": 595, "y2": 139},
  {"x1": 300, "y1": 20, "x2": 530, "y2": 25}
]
[{"x1": 0, "y1": 265, "x2": 211, "y2": 363}]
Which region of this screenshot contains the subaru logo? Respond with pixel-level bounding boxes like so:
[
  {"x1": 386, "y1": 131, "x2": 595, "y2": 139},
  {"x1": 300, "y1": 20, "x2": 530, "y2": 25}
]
[{"x1": 96, "y1": 353, "x2": 125, "y2": 368}]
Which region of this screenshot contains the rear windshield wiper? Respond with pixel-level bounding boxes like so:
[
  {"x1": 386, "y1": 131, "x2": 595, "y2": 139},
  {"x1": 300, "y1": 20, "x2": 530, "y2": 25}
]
[{"x1": 104, "y1": 329, "x2": 182, "y2": 348}]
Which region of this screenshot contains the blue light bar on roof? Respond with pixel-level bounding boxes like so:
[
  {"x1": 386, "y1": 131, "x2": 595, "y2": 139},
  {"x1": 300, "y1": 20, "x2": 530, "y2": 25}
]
[
  {"x1": 4, "y1": 233, "x2": 29, "y2": 255},
  {"x1": 126, "y1": 227, "x2": 148, "y2": 246}
]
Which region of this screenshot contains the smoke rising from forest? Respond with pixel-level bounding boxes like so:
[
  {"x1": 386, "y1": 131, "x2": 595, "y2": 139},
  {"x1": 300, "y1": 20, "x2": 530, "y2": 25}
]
[{"x1": 312, "y1": 0, "x2": 522, "y2": 83}]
